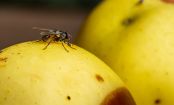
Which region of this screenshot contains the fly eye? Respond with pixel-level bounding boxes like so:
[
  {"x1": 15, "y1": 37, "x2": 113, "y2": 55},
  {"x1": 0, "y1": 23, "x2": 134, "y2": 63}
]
[{"x1": 67, "y1": 34, "x2": 71, "y2": 38}]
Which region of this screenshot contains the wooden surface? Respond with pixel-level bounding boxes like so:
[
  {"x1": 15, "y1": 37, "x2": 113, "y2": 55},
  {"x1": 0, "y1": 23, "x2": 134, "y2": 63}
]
[{"x1": 0, "y1": 7, "x2": 89, "y2": 49}]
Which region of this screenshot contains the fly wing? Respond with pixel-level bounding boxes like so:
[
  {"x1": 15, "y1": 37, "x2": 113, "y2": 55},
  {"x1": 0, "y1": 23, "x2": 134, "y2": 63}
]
[
  {"x1": 32, "y1": 27, "x2": 53, "y2": 31},
  {"x1": 40, "y1": 32, "x2": 50, "y2": 35}
]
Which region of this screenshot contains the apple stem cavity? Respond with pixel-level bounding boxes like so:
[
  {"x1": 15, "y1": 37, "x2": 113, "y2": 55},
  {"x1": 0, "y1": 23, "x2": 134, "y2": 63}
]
[{"x1": 162, "y1": 0, "x2": 174, "y2": 3}]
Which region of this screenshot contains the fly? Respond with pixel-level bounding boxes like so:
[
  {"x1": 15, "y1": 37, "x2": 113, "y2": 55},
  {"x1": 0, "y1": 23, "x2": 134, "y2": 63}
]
[{"x1": 33, "y1": 27, "x2": 75, "y2": 52}]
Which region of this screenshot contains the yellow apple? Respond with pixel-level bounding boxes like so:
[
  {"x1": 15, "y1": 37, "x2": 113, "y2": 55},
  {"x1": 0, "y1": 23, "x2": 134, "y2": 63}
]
[
  {"x1": 76, "y1": 0, "x2": 174, "y2": 105},
  {"x1": 76, "y1": 0, "x2": 162, "y2": 55},
  {"x1": 0, "y1": 41, "x2": 136, "y2": 105}
]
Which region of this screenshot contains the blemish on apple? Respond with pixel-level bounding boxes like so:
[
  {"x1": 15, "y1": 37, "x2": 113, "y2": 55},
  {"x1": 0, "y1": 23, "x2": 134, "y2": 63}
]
[
  {"x1": 0, "y1": 57, "x2": 7, "y2": 62},
  {"x1": 7, "y1": 77, "x2": 10, "y2": 80},
  {"x1": 67, "y1": 96, "x2": 71, "y2": 101},
  {"x1": 136, "y1": 0, "x2": 144, "y2": 5},
  {"x1": 101, "y1": 87, "x2": 136, "y2": 105},
  {"x1": 95, "y1": 74, "x2": 104, "y2": 82},
  {"x1": 162, "y1": 0, "x2": 174, "y2": 3},
  {"x1": 154, "y1": 98, "x2": 161, "y2": 104},
  {"x1": 3, "y1": 97, "x2": 7, "y2": 101},
  {"x1": 122, "y1": 17, "x2": 136, "y2": 26},
  {"x1": 17, "y1": 52, "x2": 21, "y2": 55}
]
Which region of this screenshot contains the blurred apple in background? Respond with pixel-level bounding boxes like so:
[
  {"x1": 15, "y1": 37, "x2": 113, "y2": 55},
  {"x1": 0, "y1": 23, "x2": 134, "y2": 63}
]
[{"x1": 76, "y1": 0, "x2": 174, "y2": 105}]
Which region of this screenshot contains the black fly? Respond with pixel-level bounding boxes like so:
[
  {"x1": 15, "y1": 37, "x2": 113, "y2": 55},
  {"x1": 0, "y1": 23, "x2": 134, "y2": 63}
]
[{"x1": 33, "y1": 27, "x2": 75, "y2": 52}]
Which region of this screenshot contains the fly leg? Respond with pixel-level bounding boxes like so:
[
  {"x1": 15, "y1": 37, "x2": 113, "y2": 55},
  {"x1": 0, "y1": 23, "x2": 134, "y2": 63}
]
[
  {"x1": 62, "y1": 42, "x2": 69, "y2": 52},
  {"x1": 43, "y1": 39, "x2": 52, "y2": 50},
  {"x1": 66, "y1": 41, "x2": 76, "y2": 50}
]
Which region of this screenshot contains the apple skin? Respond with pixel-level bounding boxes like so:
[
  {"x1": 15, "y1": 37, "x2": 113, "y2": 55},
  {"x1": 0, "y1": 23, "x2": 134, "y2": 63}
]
[
  {"x1": 76, "y1": 0, "x2": 162, "y2": 60},
  {"x1": 76, "y1": 0, "x2": 174, "y2": 105},
  {"x1": 0, "y1": 41, "x2": 136, "y2": 105},
  {"x1": 108, "y1": 5, "x2": 174, "y2": 105},
  {"x1": 163, "y1": 0, "x2": 174, "y2": 3}
]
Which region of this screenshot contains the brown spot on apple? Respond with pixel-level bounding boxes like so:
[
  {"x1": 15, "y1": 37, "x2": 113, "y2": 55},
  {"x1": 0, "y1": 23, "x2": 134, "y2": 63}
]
[
  {"x1": 67, "y1": 96, "x2": 71, "y2": 101},
  {"x1": 17, "y1": 52, "x2": 21, "y2": 55},
  {"x1": 136, "y1": 0, "x2": 144, "y2": 5},
  {"x1": 0, "y1": 57, "x2": 7, "y2": 67},
  {"x1": 122, "y1": 16, "x2": 138, "y2": 26},
  {"x1": 154, "y1": 98, "x2": 161, "y2": 104},
  {"x1": 101, "y1": 87, "x2": 136, "y2": 105},
  {"x1": 0, "y1": 57, "x2": 7, "y2": 62},
  {"x1": 162, "y1": 0, "x2": 174, "y2": 3},
  {"x1": 95, "y1": 74, "x2": 104, "y2": 82}
]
